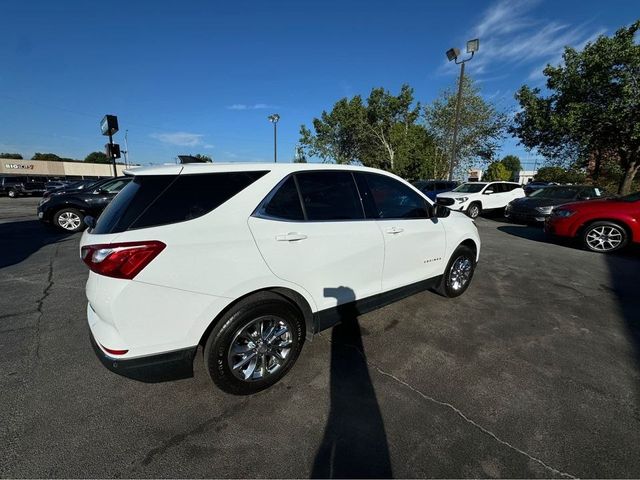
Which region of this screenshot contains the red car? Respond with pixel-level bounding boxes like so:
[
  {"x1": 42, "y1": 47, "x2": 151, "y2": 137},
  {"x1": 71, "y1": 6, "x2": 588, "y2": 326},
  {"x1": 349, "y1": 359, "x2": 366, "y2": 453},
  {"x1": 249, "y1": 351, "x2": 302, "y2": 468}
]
[{"x1": 545, "y1": 191, "x2": 640, "y2": 253}]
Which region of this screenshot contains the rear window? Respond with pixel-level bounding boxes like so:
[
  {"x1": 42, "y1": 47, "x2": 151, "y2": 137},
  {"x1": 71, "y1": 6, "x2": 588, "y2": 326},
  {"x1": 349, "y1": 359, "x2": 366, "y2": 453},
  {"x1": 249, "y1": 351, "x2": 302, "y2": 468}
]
[{"x1": 93, "y1": 171, "x2": 267, "y2": 234}]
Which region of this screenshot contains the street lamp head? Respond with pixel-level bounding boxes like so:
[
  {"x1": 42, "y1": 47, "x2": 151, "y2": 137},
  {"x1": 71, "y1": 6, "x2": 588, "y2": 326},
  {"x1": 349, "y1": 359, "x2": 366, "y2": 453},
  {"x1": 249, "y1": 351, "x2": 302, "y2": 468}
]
[
  {"x1": 268, "y1": 113, "x2": 280, "y2": 124},
  {"x1": 446, "y1": 48, "x2": 460, "y2": 62},
  {"x1": 466, "y1": 38, "x2": 480, "y2": 53}
]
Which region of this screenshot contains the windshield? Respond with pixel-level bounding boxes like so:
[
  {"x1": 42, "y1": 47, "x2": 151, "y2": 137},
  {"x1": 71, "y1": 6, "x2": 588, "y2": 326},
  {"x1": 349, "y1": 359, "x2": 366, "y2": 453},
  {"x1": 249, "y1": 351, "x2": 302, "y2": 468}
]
[
  {"x1": 620, "y1": 191, "x2": 640, "y2": 202},
  {"x1": 530, "y1": 187, "x2": 579, "y2": 199},
  {"x1": 453, "y1": 183, "x2": 486, "y2": 193}
]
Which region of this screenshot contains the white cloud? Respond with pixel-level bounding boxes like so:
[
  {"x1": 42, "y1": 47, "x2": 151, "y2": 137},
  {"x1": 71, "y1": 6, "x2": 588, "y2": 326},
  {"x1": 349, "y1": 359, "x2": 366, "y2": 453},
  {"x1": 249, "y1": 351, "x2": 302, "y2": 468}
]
[
  {"x1": 439, "y1": 0, "x2": 606, "y2": 82},
  {"x1": 226, "y1": 103, "x2": 276, "y2": 110},
  {"x1": 149, "y1": 132, "x2": 204, "y2": 146},
  {"x1": 203, "y1": 144, "x2": 215, "y2": 149}
]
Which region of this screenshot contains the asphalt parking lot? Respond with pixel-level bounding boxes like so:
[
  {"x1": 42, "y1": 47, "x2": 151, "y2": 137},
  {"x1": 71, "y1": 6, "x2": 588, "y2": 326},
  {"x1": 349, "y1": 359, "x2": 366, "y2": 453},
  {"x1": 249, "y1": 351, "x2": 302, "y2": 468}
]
[{"x1": 1, "y1": 196, "x2": 639, "y2": 478}]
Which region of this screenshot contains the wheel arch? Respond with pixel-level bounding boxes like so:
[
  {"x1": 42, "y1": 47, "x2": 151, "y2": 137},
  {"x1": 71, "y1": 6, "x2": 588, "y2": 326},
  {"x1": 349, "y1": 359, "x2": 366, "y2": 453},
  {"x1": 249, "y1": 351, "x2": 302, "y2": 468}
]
[
  {"x1": 577, "y1": 217, "x2": 634, "y2": 241},
  {"x1": 459, "y1": 238, "x2": 480, "y2": 262},
  {"x1": 197, "y1": 287, "x2": 315, "y2": 349}
]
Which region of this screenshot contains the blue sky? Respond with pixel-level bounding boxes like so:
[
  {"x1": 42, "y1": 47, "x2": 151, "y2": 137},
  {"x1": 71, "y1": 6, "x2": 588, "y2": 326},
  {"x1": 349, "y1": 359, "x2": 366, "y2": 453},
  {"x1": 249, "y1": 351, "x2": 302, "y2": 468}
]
[{"x1": 0, "y1": 0, "x2": 637, "y2": 169}]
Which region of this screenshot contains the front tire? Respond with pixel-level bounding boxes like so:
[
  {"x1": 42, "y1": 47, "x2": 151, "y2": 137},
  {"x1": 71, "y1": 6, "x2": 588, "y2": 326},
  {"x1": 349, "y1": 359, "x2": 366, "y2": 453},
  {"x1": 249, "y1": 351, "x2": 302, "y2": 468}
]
[
  {"x1": 437, "y1": 245, "x2": 476, "y2": 298},
  {"x1": 466, "y1": 202, "x2": 481, "y2": 219},
  {"x1": 54, "y1": 208, "x2": 85, "y2": 233},
  {"x1": 8, "y1": 190, "x2": 17, "y2": 198},
  {"x1": 582, "y1": 221, "x2": 628, "y2": 253},
  {"x1": 204, "y1": 293, "x2": 305, "y2": 395}
]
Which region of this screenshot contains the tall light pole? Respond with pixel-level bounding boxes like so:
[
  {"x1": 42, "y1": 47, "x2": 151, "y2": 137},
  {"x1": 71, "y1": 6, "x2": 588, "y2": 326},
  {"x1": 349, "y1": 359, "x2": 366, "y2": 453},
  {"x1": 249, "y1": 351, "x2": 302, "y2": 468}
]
[
  {"x1": 268, "y1": 113, "x2": 280, "y2": 163},
  {"x1": 445, "y1": 38, "x2": 479, "y2": 181}
]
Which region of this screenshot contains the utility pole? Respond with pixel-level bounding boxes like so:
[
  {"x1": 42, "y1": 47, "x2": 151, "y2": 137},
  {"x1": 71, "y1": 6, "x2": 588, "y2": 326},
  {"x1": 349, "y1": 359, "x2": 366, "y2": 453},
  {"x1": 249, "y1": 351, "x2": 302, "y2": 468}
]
[{"x1": 445, "y1": 39, "x2": 479, "y2": 181}]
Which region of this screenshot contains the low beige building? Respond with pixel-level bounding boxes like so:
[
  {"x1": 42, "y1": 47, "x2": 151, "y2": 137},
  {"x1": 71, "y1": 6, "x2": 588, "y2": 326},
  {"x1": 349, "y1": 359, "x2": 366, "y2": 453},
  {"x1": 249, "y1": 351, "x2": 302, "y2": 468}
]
[{"x1": 0, "y1": 158, "x2": 130, "y2": 179}]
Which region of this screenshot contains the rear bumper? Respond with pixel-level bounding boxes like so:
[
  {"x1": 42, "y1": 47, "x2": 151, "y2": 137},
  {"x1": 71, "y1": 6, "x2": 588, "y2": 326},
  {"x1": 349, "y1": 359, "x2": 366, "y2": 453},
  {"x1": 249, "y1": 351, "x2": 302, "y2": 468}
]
[{"x1": 90, "y1": 333, "x2": 197, "y2": 383}]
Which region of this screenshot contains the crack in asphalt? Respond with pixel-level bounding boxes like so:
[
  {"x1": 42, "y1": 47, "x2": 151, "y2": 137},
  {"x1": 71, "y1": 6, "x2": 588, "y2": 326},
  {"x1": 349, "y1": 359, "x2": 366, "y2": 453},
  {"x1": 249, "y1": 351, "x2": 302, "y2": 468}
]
[
  {"x1": 133, "y1": 397, "x2": 250, "y2": 471},
  {"x1": 319, "y1": 333, "x2": 577, "y2": 479},
  {"x1": 33, "y1": 244, "x2": 58, "y2": 363}
]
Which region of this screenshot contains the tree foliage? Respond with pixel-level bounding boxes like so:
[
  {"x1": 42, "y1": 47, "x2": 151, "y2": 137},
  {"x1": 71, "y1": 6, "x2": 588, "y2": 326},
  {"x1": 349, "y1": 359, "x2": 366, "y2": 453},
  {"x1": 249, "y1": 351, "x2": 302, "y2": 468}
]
[
  {"x1": 484, "y1": 161, "x2": 511, "y2": 181},
  {"x1": 511, "y1": 20, "x2": 640, "y2": 194},
  {"x1": 299, "y1": 85, "x2": 434, "y2": 180},
  {"x1": 32, "y1": 152, "x2": 76, "y2": 162},
  {"x1": 500, "y1": 155, "x2": 522, "y2": 177},
  {"x1": 535, "y1": 166, "x2": 587, "y2": 184},
  {"x1": 84, "y1": 151, "x2": 110, "y2": 164},
  {"x1": 0, "y1": 153, "x2": 23, "y2": 159},
  {"x1": 424, "y1": 76, "x2": 508, "y2": 177}
]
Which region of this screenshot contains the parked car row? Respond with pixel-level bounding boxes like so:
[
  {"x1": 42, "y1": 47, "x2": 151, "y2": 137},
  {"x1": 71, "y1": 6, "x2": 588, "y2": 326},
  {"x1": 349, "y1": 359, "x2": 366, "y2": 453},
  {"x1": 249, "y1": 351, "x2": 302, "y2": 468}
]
[
  {"x1": 0, "y1": 176, "x2": 46, "y2": 197},
  {"x1": 37, "y1": 176, "x2": 132, "y2": 232}
]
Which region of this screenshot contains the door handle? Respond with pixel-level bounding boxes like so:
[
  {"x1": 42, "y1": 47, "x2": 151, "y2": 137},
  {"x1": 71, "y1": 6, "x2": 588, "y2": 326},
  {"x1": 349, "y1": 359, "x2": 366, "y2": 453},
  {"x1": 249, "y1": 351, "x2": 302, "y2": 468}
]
[
  {"x1": 275, "y1": 232, "x2": 308, "y2": 242},
  {"x1": 385, "y1": 227, "x2": 404, "y2": 234}
]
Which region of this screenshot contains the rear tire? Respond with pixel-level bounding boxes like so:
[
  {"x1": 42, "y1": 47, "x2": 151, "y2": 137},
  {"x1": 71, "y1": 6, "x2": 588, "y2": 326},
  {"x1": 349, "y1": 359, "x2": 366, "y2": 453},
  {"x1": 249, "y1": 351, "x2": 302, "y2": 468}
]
[
  {"x1": 582, "y1": 221, "x2": 628, "y2": 253},
  {"x1": 466, "y1": 202, "x2": 481, "y2": 219},
  {"x1": 204, "y1": 292, "x2": 305, "y2": 395},
  {"x1": 8, "y1": 190, "x2": 17, "y2": 198},
  {"x1": 436, "y1": 245, "x2": 476, "y2": 298}
]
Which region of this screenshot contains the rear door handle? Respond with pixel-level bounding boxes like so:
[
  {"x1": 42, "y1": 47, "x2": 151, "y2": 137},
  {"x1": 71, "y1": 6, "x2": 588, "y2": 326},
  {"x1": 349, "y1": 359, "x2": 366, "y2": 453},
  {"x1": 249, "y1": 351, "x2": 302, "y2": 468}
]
[
  {"x1": 276, "y1": 232, "x2": 308, "y2": 242},
  {"x1": 385, "y1": 227, "x2": 404, "y2": 235}
]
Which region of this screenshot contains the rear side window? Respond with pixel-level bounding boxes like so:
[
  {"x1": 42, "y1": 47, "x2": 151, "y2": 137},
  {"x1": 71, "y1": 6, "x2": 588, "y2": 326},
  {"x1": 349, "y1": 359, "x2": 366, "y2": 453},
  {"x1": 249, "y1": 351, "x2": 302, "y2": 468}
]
[
  {"x1": 93, "y1": 171, "x2": 267, "y2": 234},
  {"x1": 261, "y1": 176, "x2": 304, "y2": 221},
  {"x1": 358, "y1": 172, "x2": 429, "y2": 219},
  {"x1": 296, "y1": 171, "x2": 364, "y2": 221}
]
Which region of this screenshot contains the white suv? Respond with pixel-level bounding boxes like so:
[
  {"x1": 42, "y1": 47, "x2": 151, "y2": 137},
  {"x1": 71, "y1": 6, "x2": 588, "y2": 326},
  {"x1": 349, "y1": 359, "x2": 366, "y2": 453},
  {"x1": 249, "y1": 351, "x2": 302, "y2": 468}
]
[
  {"x1": 80, "y1": 163, "x2": 480, "y2": 394},
  {"x1": 436, "y1": 181, "x2": 525, "y2": 218}
]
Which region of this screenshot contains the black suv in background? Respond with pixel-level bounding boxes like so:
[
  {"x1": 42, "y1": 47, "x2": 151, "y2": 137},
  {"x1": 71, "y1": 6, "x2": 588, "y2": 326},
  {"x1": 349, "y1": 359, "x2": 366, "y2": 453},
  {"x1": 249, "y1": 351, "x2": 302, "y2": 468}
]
[
  {"x1": 37, "y1": 176, "x2": 131, "y2": 232},
  {"x1": 412, "y1": 180, "x2": 458, "y2": 200},
  {"x1": 0, "y1": 176, "x2": 46, "y2": 197}
]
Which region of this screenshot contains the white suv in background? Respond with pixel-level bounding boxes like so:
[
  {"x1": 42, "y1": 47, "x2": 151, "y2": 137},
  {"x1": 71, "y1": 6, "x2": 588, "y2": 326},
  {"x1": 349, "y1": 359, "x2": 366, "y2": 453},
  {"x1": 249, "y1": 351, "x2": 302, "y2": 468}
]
[
  {"x1": 80, "y1": 163, "x2": 481, "y2": 394},
  {"x1": 436, "y1": 181, "x2": 525, "y2": 219}
]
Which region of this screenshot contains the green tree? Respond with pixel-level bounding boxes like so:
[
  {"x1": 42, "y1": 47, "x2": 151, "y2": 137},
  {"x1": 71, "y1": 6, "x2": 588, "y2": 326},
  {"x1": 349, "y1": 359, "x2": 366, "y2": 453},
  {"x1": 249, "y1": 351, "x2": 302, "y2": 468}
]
[
  {"x1": 84, "y1": 151, "x2": 110, "y2": 164},
  {"x1": 32, "y1": 152, "x2": 61, "y2": 161},
  {"x1": 424, "y1": 76, "x2": 507, "y2": 178},
  {"x1": 194, "y1": 154, "x2": 213, "y2": 163},
  {"x1": 299, "y1": 84, "x2": 434, "y2": 178},
  {"x1": 0, "y1": 153, "x2": 23, "y2": 159},
  {"x1": 299, "y1": 96, "x2": 366, "y2": 165},
  {"x1": 500, "y1": 155, "x2": 522, "y2": 178},
  {"x1": 484, "y1": 161, "x2": 511, "y2": 181},
  {"x1": 535, "y1": 166, "x2": 587, "y2": 184},
  {"x1": 511, "y1": 21, "x2": 640, "y2": 194}
]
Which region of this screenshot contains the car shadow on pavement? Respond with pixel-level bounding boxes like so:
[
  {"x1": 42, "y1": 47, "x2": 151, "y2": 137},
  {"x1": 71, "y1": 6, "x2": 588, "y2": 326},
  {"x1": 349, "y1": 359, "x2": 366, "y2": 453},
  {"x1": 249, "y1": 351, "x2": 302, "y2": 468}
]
[
  {"x1": 604, "y1": 252, "x2": 640, "y2": 400},
  {"x1": 0, "y1": 220, "x2": 72, "y2": 270},
  {"x1": 311, "y1": 286, "x2": 392, "y2": 479},
  {"x1": 497, "y1": 224, "x2": 569, "y2": 246}
]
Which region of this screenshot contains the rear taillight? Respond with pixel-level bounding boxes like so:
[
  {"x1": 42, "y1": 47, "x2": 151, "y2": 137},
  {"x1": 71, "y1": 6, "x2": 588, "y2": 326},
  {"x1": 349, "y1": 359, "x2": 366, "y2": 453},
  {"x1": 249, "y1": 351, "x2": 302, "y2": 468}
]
[{"x1": 81, "y1": 241, "x2": 166, "y2": 279}]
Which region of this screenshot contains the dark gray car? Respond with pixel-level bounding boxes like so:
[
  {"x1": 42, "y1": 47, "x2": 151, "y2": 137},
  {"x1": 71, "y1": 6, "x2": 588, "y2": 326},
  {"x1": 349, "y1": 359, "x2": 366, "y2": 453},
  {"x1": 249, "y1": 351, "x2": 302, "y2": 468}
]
[{"x1": 506, "y1": 185, "x2": 603, "y2": 223}]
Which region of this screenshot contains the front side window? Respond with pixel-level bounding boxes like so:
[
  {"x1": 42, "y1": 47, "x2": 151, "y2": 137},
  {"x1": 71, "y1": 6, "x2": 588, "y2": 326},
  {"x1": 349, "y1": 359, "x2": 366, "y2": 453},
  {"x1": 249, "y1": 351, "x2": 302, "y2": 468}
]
[
  {"x1": 100, "y1": 178, "x2": 131, "y2": 193},
  {"x1": 359, "y1": 172, "x2": 429, "y2": 219},
  {"x1": 296, "y1": 171, "x2": 364, "y2": 221}
]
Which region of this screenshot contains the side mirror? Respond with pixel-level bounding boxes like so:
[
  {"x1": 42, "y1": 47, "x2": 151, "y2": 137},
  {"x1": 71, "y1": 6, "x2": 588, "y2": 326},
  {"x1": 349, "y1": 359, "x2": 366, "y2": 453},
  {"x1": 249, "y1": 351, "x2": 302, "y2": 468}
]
[
  {"x1": 431, "y1": 204, "x2": 451, "y2": 218},
  {"x1": 484, "y1": 189, "x2": 494, "y2": 195},
  {"x1": 84, "y1": 216, "x2": 96, "y2": 230}
]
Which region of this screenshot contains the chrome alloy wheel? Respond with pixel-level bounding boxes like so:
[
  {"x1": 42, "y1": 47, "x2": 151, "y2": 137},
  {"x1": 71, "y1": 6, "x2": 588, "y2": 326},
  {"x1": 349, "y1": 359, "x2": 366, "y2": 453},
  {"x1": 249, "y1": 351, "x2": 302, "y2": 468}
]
[
  {"x1": 57, "y1": 211, "x2": 81, "y2": 231},
  {"x1": 585, "y1": 225, "x2": 623, "y2": 252},
  {"x1": 228, "y1": 315, "x2": 293, "y2": 381},
  {"x1": 448, "y1": 256, "x2": 473, "y2": 291}
]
